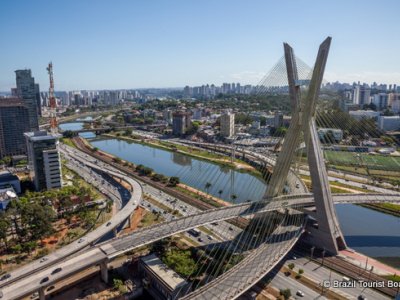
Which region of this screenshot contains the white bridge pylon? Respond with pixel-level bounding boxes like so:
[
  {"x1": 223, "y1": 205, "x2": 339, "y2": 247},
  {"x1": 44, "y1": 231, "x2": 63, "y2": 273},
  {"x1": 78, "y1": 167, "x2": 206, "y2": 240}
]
[{"x1": 265, "y1": 37, "x2": 346, "y2": 254}]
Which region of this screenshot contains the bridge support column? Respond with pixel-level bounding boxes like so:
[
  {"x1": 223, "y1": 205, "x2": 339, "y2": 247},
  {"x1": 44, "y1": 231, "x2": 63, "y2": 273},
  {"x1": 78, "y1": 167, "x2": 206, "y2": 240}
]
[
  {"x1": 263, "y1": 37, "x2": 346, "y2": 255},
  {"x1": 113, "y1": 227, "x2": 118, "y2": 237},
  {"x1": 100, "y1": 260, "x2": 109, "y2": 283},
  {"x1": 38, "y1": 287, "x2": 45, "y2": 300}
]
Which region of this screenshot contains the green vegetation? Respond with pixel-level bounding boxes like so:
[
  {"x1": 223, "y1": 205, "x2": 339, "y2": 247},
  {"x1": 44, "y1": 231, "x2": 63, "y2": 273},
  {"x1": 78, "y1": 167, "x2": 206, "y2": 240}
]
[
  {"x1": 162, "y1": 249, "x2": 198, "y2": 277},
  {"x1": 325, "y1": 151, "x2": 400, "y2": 172},
  {"x1": 280, "y1": 288, "x2": 292, "y2": 300},
  {"x1": 385, "y1": 274, "x2": 400, "y2": 282},
  {"x1": 60, "y1": 137, "x2": 77, "y2": 148},
  {"x1": 168, "y1": 176, "x2": 180, "y2": 187}
]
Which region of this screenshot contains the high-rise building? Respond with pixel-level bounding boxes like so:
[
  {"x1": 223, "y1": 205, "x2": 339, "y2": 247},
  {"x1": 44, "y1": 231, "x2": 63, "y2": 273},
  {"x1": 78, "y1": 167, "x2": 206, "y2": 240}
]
[
  {"x1": 35, "y1": 83, "x2": 42, "y2": 116},
  {"x1": 352, "y1": 85, "x2": 371, "y2": 106},
  {"x1": 15, "y1": 69, "x2": 39, "y2": 131},
  {"x1": 163, "y1": 109, "x2": 173, "y2": 125},
  {"x1": 0, "y1": 98, "x2": 30, "y2": 158},
  {"x1": 220, "y1": 112, "x2": 235, "y2": 137},
  {"x1": 372, "y1": 93, "x2": 388, "y2": 110},
  {"x1": 24, "y1": 131, "x2": 62, "y2": 191},
  {"x1": 172, "y1": 111, "x2": 192, "y2": 136},
  {"x1": 274, "y1": 111, "x2": 284, "y2": 128}
]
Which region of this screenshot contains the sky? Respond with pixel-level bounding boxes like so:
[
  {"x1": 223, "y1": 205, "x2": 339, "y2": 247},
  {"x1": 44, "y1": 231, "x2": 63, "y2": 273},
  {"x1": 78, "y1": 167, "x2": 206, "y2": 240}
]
[{"x1": 1, "y1": 0, "x2": 400, "y2": 91}]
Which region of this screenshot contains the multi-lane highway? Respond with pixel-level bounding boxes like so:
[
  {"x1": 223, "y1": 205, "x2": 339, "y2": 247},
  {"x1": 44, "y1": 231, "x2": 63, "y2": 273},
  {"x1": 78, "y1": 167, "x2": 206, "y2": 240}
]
[{"x1": 0, "y1": 145, "x2": 142, "y2": 296}]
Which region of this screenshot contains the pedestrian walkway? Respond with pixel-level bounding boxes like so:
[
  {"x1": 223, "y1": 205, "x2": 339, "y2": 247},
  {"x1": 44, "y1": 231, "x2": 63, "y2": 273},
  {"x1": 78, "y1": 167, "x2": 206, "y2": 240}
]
[{"x1": 339, "y1": 249, "x2": 400, "y2": 276}]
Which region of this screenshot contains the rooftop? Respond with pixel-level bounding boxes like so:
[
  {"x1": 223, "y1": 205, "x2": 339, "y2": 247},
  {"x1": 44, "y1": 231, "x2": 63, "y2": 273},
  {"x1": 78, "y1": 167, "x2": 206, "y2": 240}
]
[
  {"x1": 24, "y1": 131, "x2": 61, "y2": 141},
  {"x1": 0, "y1": 171, "x2": 19, "y2": 182},
  {"x1": 141, "y1": 254, "x2": 187, "y2": 291}
]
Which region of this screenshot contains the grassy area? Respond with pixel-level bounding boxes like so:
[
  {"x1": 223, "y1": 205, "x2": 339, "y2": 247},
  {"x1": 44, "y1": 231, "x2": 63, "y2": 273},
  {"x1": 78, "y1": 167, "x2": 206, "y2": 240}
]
[
  {"x1": 60, "y1": 137, "x2": 77, "y2": 148},
  {"x1": 62, "y1": 163, "x2": 102, "y2": 200},
  {"x1": 137, "y1": 211, "x2": 164, "y2": 228},
  {"x1": 325, "y1": 150, "x2": 400, "y2": 171},
  {"x1": 385, "y1": 274, "x2": 400, "y2": 282},
  {"x1": 329, "y1": 181, "x2": 370, "y2": 193},
  {"x1": 174, "y1": 186, "x2": 223, "y2": 208}
]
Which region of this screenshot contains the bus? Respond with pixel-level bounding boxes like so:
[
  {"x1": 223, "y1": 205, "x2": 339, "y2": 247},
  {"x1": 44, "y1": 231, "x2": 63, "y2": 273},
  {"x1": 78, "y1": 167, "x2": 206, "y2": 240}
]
[{"x1": 188, "y1": 228, "x2": 201, "y2": 237}]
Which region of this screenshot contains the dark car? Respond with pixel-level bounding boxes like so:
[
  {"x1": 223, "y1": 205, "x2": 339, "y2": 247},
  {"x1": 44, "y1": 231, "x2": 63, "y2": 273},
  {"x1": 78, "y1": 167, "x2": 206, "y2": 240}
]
[
  {"x1": 40, "y1": 276, "x2": 49, "y2": 284},
  {"x1": 0, "y1": 274, "x2": 10, "y2": 281},
  {"x1": 51, "y1": 267, "x2": 62, "y2": 275}
]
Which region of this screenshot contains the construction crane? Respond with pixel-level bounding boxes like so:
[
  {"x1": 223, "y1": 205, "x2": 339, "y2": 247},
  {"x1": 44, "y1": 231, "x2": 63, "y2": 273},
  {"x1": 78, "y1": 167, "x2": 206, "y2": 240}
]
[{"x1": 46, "y1": 62, "x2": 58, "y2": 134}]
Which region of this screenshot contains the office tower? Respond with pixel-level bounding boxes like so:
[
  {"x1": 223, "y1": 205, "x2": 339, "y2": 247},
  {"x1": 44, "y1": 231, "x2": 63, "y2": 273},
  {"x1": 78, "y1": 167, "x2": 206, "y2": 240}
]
[
  {"x1": 172, "y1": 111, "x2": 192, "y2": 136},
  {"x1": 15, "y1": 69, "x2": 39, "y2": 130},
  {"x1": 35, "y1": 83, "x2": 42, "y2": 116},
  {"x1": 163, "y1": 109, "x2": 173, "y2": 125},
  {"x1": 352, "y1": 85, "x2": 371, "y2": 106},
  {"x1": 24, "y1": 131, "x2": 62, "y2": 191},
  {"x1": 220, "y1": 112, "x2": 235, "y2": 137},
  {"x1": 274, "y1": 111, "x2": 284, "y2": 128},
  {"x1": 0, "y1": 98, "x2": 30, "y2": 158},
  {"x1": 372, "y1": 93, "x2": 388, "y2": 110}
]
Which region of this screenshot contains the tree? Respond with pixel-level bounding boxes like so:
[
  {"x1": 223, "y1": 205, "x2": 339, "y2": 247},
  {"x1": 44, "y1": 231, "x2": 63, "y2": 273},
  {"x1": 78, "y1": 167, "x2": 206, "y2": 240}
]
[
  {"x1": 168, "y1": 177, "x2": 180, "y2": 187},
  {"x1": 205, "y1": 182, "x2": 212, "y2": 194},
  {"x1": 113, "y1": 157, "x2": 122, "y2": 164},
  {"x1": 298, "y1": 268, "x2": 304, "y2": 275},
  {"x1": 91, "y1": 147, "x2": 98, "y2": 152},
  {"x1": 218, "y1": 190, "x2": 223, "y2": 197},
  {"x1": 230, "y1": 194, "x2": 237, "y2": 201},
  {"x1": 113, "y1": 278, "x2": 124, "y2": 290},
  {"x1": 124, "y1": 128, "x2": 133, "y2": 136},
  {"x1": 280, "y1": 288, "x2": 291, "y2": 300},
  {"x1": 288, "y1": 263, "x2": 295, "y2": 270}
]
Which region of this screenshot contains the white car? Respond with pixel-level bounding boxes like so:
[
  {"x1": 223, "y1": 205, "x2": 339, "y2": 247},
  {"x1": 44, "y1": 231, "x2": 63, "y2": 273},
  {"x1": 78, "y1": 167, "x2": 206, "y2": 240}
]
[{"x1": 296, "y1": 290, "x2": 304, "y2": 297}]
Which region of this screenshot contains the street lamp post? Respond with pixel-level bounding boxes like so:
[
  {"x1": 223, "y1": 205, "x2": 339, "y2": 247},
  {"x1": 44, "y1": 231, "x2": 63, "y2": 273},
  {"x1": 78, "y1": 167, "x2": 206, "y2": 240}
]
[{"x1": 310, "y1": 246, "x2": 315, "y2": 260}]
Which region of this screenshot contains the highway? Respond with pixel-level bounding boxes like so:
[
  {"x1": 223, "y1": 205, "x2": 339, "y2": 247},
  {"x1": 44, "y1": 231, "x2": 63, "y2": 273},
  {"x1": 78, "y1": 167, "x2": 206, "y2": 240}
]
[
  {"x1": 181, "y1": 215, "x2": 306, "y2": 300},
  {"x1": 269, "y1": 271, "x2": 325, "y2": 300},
  {"x1": 2, "y1": 144, "x2": 400, "y2": 299},
  {"x1": 0, "y1": 145, "x2": 142, "y2": 292},
  {"x1": 284, "y1": 254, "x2": 391, "y2": 300}
]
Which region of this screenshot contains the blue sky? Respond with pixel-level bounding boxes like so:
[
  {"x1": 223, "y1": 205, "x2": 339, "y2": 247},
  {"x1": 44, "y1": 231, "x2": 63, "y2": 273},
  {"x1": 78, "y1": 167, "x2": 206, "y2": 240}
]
[{"x1": 1, "y1": 0, "x2": 399, "y2": 91}]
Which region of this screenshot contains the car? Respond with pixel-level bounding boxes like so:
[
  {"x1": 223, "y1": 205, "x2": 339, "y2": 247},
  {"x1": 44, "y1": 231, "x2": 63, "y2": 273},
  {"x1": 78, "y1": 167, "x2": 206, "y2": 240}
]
[
  {"x1": 31, "y1": 292, "x2": 39, "y2": 299},
  {"x1": 40, "y1": 257, "x2": 48, "y2": 263},
  {"x1": 78, "y1": 238, "x2": 84, "y2": 243},
  {"x1": 295, "y1": 183, "x2": 300, "y2": 188},
  {"x1": 0, "y1": 274, "x2": 10, "y2": 281},
  {"x1": 296, "y1": 290, "x2": 304, "y2": 297},
  {"x1": 51, "y1": 267, "x2": 62, "y2": 274},
  {"x1": 292, "y1": 255, "x2": 297, "y2": 260},
  {"x1": 357, "y1": 295, "x2": 367, "y2": 300},
  {"x1": 40, "y1": 277, "x2": 49, "y2": 284},
  {"x1": 211, "y1": 222, "x2": 218, "y2": 226},
  {"x1": 228, "y1": 226, "x2": 233, "y2": 231},
  {"x1": 106, "y1": 221, "x2": 112, "y2": 226},
  {"x1": 198, "y1": 238, "x2": 203, "y2": 242},
  {"x1": 207, "y1": 235, "x2": 213, "y2": 240}
]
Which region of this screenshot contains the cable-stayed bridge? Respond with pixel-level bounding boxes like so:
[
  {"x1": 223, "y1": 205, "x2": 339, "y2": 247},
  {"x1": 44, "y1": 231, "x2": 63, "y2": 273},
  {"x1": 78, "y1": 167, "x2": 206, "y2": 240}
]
[{"x1": 3, "y1": 37, "x2": 400, "y2": 300}]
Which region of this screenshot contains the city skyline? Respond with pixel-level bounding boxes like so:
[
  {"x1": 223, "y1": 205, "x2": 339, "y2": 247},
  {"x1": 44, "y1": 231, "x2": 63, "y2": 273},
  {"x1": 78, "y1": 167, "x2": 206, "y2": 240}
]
[{"x1": 1, "y1": 0, "x2": 400, "y2": 91}]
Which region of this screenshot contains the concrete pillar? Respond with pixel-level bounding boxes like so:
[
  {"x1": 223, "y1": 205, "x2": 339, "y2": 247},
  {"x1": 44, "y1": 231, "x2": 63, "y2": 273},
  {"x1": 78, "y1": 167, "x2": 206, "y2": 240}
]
[
  {"x1": 113, "y1": 227, "x2": 118, "y2": 237},
  {"x1": 39, "y1": 287, "x2": 45, "y2": 300},
  {"x1": 100, "y1": 260, "x2": 109, "y2": 283}
]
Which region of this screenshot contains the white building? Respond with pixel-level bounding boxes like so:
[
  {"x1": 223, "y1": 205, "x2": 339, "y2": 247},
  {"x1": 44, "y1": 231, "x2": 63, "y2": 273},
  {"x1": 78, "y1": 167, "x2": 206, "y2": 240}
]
[
  {"x1": 372, "y1": 93, "x2": 388, "y2": 110},
  {"x1": 377, "y1": 116, "x2": 400, "y2": 131},
  {"x1": 317, "y1": 128, "x2": 344, "y2": 142},
  {"x1": 349, "y1": 110, "x2": 380, "y2": 120},
  {"x1": 220, "y1": 112, "x2": 235, "y2": 137},
  {"x1": 25, "y1": 131, "x2": 62, "y2": 191}
]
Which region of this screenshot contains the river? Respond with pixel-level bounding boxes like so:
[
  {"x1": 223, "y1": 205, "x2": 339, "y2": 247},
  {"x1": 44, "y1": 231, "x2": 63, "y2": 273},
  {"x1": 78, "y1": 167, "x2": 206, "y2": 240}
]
[
  {"x1": 59, "y1": 118, "x2": 96, "y2": 139},
  {"x1": 89, "y1": 137, "x2": 400, "y2": 262}
]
